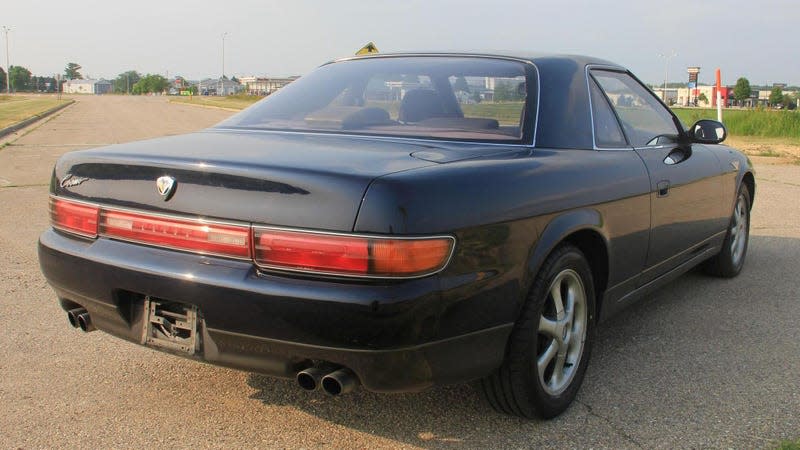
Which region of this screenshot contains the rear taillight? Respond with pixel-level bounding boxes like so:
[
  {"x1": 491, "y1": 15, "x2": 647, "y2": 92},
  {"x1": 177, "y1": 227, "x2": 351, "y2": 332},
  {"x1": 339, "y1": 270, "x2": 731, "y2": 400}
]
[
  {"x1": 253, "y1": 228, "x2": 454, "y2": 278},
  {"x1": 49, "y1": 197, "x2": 455, "y2": 277},
  {"x1": 99, "y1": 209, "x2": 251, "y2": 259},
  {"x1": 50, "y1": 197, "x2": 99, "y2": 237}
]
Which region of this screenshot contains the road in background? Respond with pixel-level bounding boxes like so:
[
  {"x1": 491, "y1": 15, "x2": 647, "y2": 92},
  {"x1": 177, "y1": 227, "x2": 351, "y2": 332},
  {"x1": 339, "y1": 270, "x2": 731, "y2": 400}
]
[{"x1": 0, "y1": 96, "x2": 798, "y2": 448}]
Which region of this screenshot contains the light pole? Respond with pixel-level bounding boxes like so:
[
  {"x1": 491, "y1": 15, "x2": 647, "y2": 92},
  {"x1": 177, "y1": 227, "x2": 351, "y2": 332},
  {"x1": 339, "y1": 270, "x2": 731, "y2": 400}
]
[
  {"x1": 658, "y1": 50, "x2": 677, "y2": 103},
  {"x1": 218, "y1": 32, "x2": 228, "y2": 96},
  {"x1": 2, "y1": 26, "x2": 10, "y2": 94},
  {"x1": 221, "y1": 32, "x2": 228, "y2": 79}
]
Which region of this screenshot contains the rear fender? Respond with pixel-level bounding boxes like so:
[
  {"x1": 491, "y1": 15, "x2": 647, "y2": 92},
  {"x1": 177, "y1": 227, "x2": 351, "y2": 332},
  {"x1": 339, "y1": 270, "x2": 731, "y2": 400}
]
[{"x1": 523, "y1": 208, "x2": 606, "y2": 303}]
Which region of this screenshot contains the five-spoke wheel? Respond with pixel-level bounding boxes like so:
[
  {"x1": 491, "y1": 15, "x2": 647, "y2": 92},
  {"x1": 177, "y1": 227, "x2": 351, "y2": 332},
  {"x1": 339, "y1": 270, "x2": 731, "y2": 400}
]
[
  {"x1": 480, "y1": 244, "x2": 595, "y2": 419},
  {"x1": 536, "y1": 269, "x2": 588, "y2": 396}
]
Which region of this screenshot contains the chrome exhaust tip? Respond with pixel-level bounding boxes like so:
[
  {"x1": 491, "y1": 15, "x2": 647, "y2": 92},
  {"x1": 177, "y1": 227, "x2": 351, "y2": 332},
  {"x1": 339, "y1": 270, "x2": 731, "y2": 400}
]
[
  {"x1": 67, "y1": 308, "x2": 87, "y2": 328},
  {"x1": 321, "y1": 369, "x2": 358, "y2": 396},
  {"x1": 77, "y1": 312, "x2": 96, "y2": 332},
  {"x1": 296, "y1": 366, "x2": 328, "y2": 391}
]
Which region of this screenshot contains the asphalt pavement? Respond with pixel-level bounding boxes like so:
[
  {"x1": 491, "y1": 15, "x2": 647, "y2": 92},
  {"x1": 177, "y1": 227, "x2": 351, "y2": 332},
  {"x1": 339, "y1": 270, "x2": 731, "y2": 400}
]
[{"x1": 0, "y1": 95, "x2": 797, "y2": 449}]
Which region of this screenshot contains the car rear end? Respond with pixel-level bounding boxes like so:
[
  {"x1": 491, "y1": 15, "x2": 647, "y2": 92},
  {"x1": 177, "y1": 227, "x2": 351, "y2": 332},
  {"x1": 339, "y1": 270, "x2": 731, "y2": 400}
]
[{"x1": 38, "y1": 54, "x2": 536, "y2": 394}]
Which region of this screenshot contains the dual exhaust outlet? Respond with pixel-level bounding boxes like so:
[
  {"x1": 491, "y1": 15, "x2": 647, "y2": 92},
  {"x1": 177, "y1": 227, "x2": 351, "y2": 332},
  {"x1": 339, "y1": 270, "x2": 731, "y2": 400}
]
[
  {"x1": 67, "y1": 307, "x2": 357, "y2": 395},
  {"x1": 67, "y1": 308, "x2": 96, "y2": 333},
  {"x1": 297, "y1": 366, "x2": 358, "y2": 396}
]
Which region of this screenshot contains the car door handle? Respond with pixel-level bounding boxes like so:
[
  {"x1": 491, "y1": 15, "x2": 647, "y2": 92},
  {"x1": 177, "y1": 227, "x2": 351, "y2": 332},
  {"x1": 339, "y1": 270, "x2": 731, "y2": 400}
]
[{"x1": 657, "y1": 180, "x2": 670, "y2": 197}]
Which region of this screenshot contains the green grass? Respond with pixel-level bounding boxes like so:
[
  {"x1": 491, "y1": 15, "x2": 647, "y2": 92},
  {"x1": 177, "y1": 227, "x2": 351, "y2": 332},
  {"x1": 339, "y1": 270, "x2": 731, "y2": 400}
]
[
  {"x1": 461, "y1": 102, "x2": 524, "y2": 125},
  {"x1": 756, "y1": 148, "x2": 782, "y2": 157},
  {"x1": 774, "y1": 439, "x2": 800, "y2": 450},
  {"x1": 672, "y1": 108, "x2": 800, "y2": 142},
  {"x1": 0, "y1": 96, "x2": 71, "y2": 129},
  {"x1": 169, "y1": 94, "x2": 262, "y2": 110}
]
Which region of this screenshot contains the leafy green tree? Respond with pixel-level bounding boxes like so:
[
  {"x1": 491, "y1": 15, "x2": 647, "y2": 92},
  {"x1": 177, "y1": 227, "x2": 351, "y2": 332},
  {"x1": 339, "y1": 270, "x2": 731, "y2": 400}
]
[
  {"x1": 733, "y1": 77, "x2": 751, "y2": 104},
  {"x1": 35, "y1": 76, "x2": 58, "y2": 92},
  {"x1": 132, "y1": 74, "x2": 169, "y2": 95},
  {"x1": 64, "y1": 62, "x2": 83, "y2": 80},
  {"x1": 782, "y1": 93, "x2": 796, "y2": 110},
  {"x1": 0, "y1": 66, "x2": 6, "y2": 92},
  {"x1": 769, "y1": 87, "x2": 783, "y2": 106},
  {"x1": 113, "y1": 70, "x2": 141, "y2": 93},
  {"x1": 493, "y1": 82, "x2": 514, "y2": 101},
  {"x1": 697, "y1": 92, "x2": 708, "y2": 104},
  {"x1": 9, "y1": 65, "x2": 32, "y2": 92}
]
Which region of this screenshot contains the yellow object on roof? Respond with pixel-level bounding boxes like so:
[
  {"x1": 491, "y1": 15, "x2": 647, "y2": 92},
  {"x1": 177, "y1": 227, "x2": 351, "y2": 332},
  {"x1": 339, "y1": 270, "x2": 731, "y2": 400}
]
[{"x1": 356, "y1": 42, "x2": 379, "y2": 55}]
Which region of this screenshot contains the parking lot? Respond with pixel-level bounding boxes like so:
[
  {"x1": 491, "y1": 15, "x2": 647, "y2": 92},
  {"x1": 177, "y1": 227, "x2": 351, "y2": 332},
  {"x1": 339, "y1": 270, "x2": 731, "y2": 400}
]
[{"x1": 1, "y1": 95, "x2": 798, "y2": 448}]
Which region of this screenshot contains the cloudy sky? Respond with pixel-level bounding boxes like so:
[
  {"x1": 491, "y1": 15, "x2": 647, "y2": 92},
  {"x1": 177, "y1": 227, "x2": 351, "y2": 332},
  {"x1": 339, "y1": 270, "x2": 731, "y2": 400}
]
[{"x1": 4, "y1": 0, "x2": 798, "y2": 86}]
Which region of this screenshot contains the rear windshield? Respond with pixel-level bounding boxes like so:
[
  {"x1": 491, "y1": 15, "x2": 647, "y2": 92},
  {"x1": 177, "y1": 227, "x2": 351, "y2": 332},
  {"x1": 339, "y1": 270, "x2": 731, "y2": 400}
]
[{"x1": 217, "y1": 56, "x2": 534, "y2": 143}]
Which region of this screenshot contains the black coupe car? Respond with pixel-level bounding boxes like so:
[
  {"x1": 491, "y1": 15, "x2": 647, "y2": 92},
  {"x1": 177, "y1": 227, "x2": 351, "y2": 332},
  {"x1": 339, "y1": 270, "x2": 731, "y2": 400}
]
[{"x1": 39, "y1": 53, "x2": 754, "y2": 419}]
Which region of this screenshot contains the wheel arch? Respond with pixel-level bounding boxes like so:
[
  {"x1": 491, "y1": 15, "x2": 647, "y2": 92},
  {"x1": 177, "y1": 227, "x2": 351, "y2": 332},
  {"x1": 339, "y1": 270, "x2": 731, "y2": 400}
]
[
  {"x1": 742, "y1": 171, "x2": 755, "y2": 209},
  {"x1": 524, "y1": 209, "x2": 610, "y2": 320}
]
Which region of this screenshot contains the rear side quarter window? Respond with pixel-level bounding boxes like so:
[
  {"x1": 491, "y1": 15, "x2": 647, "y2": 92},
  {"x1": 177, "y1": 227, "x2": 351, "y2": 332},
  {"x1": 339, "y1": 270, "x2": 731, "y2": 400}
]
[{"x1": 588, "y1": 77, "x2": 627, "y2": 148}]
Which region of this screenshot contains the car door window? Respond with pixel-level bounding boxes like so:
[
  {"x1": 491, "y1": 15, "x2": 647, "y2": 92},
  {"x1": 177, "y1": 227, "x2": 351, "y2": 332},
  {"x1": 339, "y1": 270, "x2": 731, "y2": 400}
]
[
  {"x1": 589, "y1": 77, "x2": 627, "y2": 148},
  {"x1": 591, "y1": 70, "x2": 679, "y2": 148}
]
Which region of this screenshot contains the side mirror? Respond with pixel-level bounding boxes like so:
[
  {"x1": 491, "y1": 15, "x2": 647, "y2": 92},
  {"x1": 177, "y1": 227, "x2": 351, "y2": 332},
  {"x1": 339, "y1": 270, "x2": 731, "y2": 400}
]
[{"x1": 689, "y1": 119, "x2": 727, "y2": 144}]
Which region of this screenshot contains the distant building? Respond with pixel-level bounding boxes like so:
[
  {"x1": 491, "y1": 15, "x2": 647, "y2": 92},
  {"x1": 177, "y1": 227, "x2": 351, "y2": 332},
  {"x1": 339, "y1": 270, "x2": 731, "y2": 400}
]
[
  {"x1": 650, "y1": 88, "x2": 679, "y2": 105},
  {"x1": 197, "y1": 78, "x2": 242, "y2": 96},
  {"x1": 675, "y1": 85, "x2": 733, "y2": 107},
  {"x1": 63, "y1": 79, "x2": 113, "y2": 94},
  {"x1": 239, "y1": 76, "x2": 299, "y2": 95}
]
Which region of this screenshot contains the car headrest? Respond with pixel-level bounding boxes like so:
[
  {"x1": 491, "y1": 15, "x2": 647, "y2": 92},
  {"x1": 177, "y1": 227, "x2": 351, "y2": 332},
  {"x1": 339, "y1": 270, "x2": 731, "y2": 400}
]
[{"x1": 399, "y1": 89, "x2": 446, "y2": 123}]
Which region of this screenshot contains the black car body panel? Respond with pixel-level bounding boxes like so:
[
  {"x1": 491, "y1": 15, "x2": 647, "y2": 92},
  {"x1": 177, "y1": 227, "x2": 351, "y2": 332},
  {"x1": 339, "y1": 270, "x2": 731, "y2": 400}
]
[{"x1": 38, "y1": 53, "x2": 755, "y2": 394}]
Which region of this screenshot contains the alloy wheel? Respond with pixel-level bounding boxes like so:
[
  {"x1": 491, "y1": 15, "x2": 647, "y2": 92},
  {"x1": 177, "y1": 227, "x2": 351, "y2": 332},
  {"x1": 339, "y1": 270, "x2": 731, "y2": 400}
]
[{"x1": 536, "y1": 269, "x2": 588, "y2": 396}]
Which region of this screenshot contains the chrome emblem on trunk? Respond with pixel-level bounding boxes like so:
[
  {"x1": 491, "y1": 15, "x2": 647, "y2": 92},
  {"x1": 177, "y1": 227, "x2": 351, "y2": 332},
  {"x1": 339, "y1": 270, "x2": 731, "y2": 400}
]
[
  {"x1": 156, "y1": 176, "x2": 177, "y2": 201},
  {"x1": 60, "y1": 174, "x2": 89, "y2": 188}
]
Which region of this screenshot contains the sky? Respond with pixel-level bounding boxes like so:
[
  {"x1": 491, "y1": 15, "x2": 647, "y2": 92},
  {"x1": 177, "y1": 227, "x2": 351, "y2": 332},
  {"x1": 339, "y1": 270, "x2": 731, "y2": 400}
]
[{"x1": 4, "y1": 0, "x2": 799, "y2": 87}]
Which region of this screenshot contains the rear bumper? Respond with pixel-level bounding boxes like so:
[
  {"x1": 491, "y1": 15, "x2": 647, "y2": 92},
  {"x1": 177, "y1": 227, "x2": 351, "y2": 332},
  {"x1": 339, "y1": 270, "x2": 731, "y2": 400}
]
[{"x1": 38, "y1": 229, "x2": 511, "y2": 392}]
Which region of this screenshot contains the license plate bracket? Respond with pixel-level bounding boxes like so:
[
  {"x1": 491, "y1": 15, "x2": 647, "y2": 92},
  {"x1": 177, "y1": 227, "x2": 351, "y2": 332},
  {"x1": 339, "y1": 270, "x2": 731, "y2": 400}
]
[{"x1": 141, "y1": 297, "x2": 199, "y2": 354}]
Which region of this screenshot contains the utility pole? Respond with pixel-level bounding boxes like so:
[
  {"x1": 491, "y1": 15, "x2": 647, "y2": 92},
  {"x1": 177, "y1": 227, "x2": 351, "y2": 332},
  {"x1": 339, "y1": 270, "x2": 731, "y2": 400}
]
[
  {"x1": 2, "y1": 26, "x2": 11, "y2": 94},
  {"x1": 222, "y1": 32, "x2": 228, "y2": 79},
  {"x1": 658, "y1": 50, "x2": 677, "y2": 103},
  {"x1": 219, "y1": 32, "x2": 228, "y2": 96}
]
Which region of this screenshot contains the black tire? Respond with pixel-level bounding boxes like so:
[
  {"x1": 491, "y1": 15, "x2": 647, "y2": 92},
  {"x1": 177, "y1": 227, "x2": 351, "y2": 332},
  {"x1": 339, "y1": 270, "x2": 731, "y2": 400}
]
[
  {"x1": 703, "y1": 185, "x2": 751, "y2": 278},
  {"x1": 479, "y1": 244, "x2": 596, "y2": 419}
]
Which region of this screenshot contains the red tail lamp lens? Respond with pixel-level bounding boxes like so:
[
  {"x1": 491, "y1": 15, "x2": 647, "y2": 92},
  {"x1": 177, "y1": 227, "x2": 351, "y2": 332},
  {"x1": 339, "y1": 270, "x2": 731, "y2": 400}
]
[
  {"x1": 254, "y1": 229, "x2": 453, "y2": 277},
  {"x1": 99, "y1": 210, "x2": 251, "y2": 258},
  {"x1": 50, "y1": 197, "x2": 99, "y2": 237},
  {"x1": 254, "y1": 230, "x2": 369, "y2": 274}
]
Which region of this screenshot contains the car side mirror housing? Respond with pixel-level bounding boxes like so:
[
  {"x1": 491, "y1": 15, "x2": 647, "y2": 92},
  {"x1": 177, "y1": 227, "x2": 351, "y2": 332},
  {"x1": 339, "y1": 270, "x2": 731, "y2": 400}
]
[{"x1": 689, "y1": 119, "x2": 727, "y2": 144}]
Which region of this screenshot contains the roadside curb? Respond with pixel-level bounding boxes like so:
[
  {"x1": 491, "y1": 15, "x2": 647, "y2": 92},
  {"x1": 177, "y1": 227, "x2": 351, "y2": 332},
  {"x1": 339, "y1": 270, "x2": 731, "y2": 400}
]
[{"x1": 0, "y1": 100, "x2": 76, "y2": 139}]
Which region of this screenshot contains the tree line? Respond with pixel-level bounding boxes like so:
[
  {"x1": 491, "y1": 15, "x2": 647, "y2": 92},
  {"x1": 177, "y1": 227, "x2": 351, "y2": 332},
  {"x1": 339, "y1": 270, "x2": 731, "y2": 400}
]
[
  {"x1": 1, "y1": 62, "x2": 184, "y2": 95},
  {"x1": 732, "y1": 77, "x2": 797, "y2": 109}
]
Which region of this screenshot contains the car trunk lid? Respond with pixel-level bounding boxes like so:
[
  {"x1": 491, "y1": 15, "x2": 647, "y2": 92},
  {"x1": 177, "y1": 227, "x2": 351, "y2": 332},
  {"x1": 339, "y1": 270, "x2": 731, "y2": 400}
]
[{"x1": 53, "y1": 130, "x2": 447, "y2": 231}]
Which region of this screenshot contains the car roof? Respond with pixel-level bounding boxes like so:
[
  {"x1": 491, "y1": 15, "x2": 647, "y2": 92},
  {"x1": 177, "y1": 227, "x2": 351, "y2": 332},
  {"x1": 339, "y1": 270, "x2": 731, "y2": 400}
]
[{"x1": 333, "y1": 52, "x2": 626, "y2": 71}]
